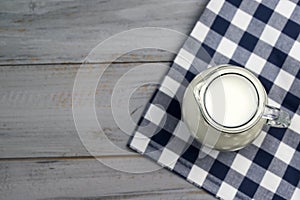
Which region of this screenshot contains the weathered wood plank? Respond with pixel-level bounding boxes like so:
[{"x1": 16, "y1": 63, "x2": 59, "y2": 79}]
[
  {"x1": 0, "y1": 157, "x2": 215, "y2": 200},
  {"x1": 0, "y1": 1, "x2": 215, "y2": 199},
  {"x1": 98, "y1": 191, "x2": 213, "y2": 200},
  {"x1": 0, "y1": 0, "x2": 209, "y2": 65},
  {"x1": 0, "y1": 62, "x2": 170, "y2": 158}
]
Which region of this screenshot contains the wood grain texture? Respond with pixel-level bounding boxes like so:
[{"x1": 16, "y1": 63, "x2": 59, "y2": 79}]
[
  {"x1": 0, "y1": 0, "x2": 215, "y2": 199},
  {"x1": 0, "y1": 62, "x2": 215, "y2": 199},
  {"x1": 0, "y1": 157, "x2": 215, "y2": 200},
  {"x1": 0, "y1": 62, "x2": 171, "y2": 158},
  {"x1": 0, "y1": 0, "x2": 209, "y2": 65}
]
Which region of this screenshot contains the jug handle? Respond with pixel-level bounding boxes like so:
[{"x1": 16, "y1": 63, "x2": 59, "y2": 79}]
[{"x1": 263, "y1": 105, "x2": 291, "y2": 128}]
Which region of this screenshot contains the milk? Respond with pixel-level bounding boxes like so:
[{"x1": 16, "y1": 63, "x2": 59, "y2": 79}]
[{"x1": 204, "y1": 74, "x2": 258, "y2": 127}]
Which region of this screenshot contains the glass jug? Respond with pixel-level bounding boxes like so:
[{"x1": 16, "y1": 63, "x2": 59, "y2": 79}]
[{"x1": 182, "y1": 65, "x2": 290, "y2": 151}]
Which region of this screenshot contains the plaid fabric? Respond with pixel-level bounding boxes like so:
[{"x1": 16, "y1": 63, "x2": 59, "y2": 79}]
[{"x1": 128, "y1": 0, "x2": 300, "y2": 199}]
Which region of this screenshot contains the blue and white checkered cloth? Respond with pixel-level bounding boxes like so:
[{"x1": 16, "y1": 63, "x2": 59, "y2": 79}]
[{"x1": 128, "y1": 0, "x2": 300, "y2": 199}]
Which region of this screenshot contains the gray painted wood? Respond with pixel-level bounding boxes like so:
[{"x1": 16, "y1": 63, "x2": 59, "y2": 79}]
[
  {"x1": 0, "y1": 62, "x2": 216, "y2": 199},
  {"x1": 0, "y1": 158, "x2": 215, "y2": 200},
  {"x1": 0, "y1": 0, "x2": 215, "y2": 199},
  {"x1": 0, "y1": 0, "x2": 209, "y2": 65},
  {"x1": 0, "y1": 62, "x2": 169, "y2": 158}
]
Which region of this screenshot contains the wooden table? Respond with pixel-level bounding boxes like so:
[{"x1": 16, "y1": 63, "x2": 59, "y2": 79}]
[{"x1": 0, "y1": 0, "x2": 216, "y2": 199}]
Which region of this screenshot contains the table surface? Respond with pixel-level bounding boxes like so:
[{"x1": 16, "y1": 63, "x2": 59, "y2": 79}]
[{"x1": 0, "y1": 0, "x2": 216, "y2": 199}]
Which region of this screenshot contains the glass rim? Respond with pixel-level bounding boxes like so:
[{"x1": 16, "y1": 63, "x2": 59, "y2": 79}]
[{"x1": 194, "y1": 65, "x2": 267, "y2": 133}]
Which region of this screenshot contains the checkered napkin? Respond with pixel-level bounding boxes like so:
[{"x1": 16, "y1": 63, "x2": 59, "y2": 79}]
[{"x1": 128, "y1": 0, "x2": 300, "y2": 199}]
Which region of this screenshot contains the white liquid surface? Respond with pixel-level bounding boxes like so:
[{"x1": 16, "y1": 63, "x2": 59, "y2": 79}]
[{"x1": 204, "y1": 74, "x2": 258, "y2": 127}]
